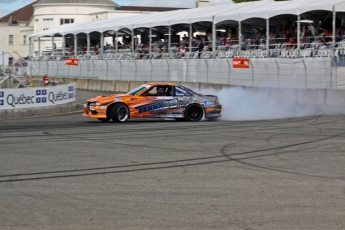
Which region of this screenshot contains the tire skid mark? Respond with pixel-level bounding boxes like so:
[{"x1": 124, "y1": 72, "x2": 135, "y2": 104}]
[{"x1": 1, "y1": 131, "x2": 345, "y2": 183}]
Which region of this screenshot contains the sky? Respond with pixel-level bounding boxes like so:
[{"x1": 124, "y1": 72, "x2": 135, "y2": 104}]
[{"x1": 0, "y1": 0, "x2": 234, "y2": 18}]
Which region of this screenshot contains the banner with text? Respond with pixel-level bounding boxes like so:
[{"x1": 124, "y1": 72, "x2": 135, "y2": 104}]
[
  {"x1": 0, "y1": 83, "x2": 76, "y2": 110},
  {"x1": 233, "y1": 58, "x2": 250, "y2": 68}
]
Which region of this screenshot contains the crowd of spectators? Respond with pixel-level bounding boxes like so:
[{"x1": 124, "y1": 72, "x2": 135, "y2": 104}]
[{"x1": 45, "y1": 25, "x2": 345, "y2": 60}]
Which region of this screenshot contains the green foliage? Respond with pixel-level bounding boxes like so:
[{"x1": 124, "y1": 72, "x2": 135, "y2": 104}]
[{"x1": 233, "y1": 0, "x2": 287, "y2": 3}]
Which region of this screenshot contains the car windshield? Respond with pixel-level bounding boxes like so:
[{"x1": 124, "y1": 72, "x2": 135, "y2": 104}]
[{"x1": 127, "y1": 85, "x2": 149, "y2": 95}]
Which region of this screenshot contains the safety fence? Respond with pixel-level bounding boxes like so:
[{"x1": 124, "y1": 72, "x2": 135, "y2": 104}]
[{"x1": 28, "y1": 57, "x2": 345, "y2": 89}]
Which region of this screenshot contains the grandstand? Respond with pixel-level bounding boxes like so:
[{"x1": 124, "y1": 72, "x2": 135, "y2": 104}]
[{"x1": 27, "y1": 0, "x2": 345, "y2": 89}]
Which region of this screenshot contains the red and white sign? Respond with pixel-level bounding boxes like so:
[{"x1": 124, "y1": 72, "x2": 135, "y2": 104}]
[
  {"x1": 233, "y1": 58, "x2": 250, "y2": 69},
  {"x1": 66, "y1": 58, "x2": 79, "y2": 66}
]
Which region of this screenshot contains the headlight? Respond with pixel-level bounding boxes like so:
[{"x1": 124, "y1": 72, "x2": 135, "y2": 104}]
[{"x1": 95, "y1": 102, "x2": 101, "y2": 106}]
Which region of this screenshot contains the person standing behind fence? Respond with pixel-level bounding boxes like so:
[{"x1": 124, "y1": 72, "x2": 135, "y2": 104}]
[{"x1": 198, "y1": 40, "x2": 205, "y2": 58}]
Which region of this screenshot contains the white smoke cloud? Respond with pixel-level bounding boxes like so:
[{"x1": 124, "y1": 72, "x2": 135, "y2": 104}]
[{"x1": 199, "y1": 87, "x2": 345, "y2": 121}]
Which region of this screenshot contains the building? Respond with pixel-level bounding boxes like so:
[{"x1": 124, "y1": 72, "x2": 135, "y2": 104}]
[{"x1": 0, "y1": 0, "x2": 188, "y2": 61}]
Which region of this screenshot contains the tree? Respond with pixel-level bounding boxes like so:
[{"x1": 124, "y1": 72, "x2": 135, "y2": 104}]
[{"x1": 233, "y1": 0, "x2": 287, "y2": 3}]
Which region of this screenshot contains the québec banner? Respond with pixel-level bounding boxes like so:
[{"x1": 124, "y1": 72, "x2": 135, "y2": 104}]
[{"x1": 0, "y1": 83, "x2": 76, "y2": 110}]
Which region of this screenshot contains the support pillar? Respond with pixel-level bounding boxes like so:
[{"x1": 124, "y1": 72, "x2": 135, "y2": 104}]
[
  {"x1": 333, "y1": 7, "x2": 336, "y2": 50},
  {"x1": 100, "y1": 33, "x2": 104, "y2": 55},
  {"x1": 87, "y1": 33, "x2": 90, "y2": 55},
  {"x1": 189, "y1": 22, "x2": 193, "y2": 53},
  {"x1": 149, "y1": 27, "x2": 152, "y2": 54},
  {"x1": 238, "y1": 21, "x2": 241, "y2": 51},
  {"x1": 212, "y1": 16, "x2": 216, "y2": 52},
  {"x1": 38, "y1": 37, "x2": 41, "y2": 57},
  {"x1": 266, "y1": 18, "x2": 269, "y2": 56},
  {"x1": 297, "y1": 14, "x2": 300, "y2": 50},
  {"x1": 168, "y1": 25, "x2": 171, "y2": 50},
  {"x1": 74, "y1": 35, "x2": 77, "y2": 57}
]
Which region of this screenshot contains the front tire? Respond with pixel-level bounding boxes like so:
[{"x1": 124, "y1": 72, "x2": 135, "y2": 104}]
[
  {"x1": 111, "y1": 103, "x2": 129, "y2": 122},
  {"x1": 184, "y1": 104, "x2": 203, "y2": 122}
]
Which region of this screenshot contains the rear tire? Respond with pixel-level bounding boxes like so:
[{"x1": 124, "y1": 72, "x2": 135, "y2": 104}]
[
  {"x1": 111, "y1": 103, "x2": 129, "y2": 122},
  {"x1": 184, "y1": 104, "x2": 203, "y2": 122}
]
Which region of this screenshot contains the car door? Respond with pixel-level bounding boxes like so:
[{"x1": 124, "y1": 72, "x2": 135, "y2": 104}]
[{"x1": 131, "y1": 85, "x2": 174, "y2": 118}]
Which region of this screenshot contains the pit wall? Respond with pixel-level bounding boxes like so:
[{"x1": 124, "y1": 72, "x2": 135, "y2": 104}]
[{"x1": 32, "y1": 78, "x2": 345, "y2": 108}]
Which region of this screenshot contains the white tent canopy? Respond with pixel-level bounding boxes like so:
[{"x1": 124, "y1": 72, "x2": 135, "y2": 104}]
[{"x1": 31, "y1": 0, "x2": 345, "y2": 37}]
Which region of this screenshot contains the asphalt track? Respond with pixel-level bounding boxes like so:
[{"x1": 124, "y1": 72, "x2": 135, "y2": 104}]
[{"x1": 0, "y1": 90, "x2": 345, "y2": 230}]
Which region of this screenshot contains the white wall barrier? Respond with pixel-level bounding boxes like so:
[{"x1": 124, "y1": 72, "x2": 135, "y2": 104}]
[
  {"x1": 28, "y1": 57, "x2": 344, "y2": 89},
  {"x1": 0, "y1": 83, "x2": 76, "y2": 110}
]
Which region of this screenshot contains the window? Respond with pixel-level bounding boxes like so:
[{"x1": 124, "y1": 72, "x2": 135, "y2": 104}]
[
  {"x1": 60, "y1": 18, "x2": 74, "y2": 25},
  {"x1": 9, "y1": 35, "x2": 13, "y2": 45},
  {"x1": 23, "y1": 35, "x2": 26, "y2": 45},
  {"x1": 43, "y1": 18, "x2": 53, "y2": 30},
  {"x1": 174, "y1": 87, "x2": 192, "y2": 96},
  {"x1": 35, "y1": 19, "x2": 39, "y2": 33}
]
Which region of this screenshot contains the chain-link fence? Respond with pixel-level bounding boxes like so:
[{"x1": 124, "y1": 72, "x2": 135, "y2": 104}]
[{"x1": 28, "y1": 57, "x2": 345, "y2": 89}]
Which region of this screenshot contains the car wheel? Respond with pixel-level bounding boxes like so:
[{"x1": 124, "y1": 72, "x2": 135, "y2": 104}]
[
  {"x1": 184, "y1": 104, "x2": 203, "y2": 122},
  {"x1": 98, "y1": 118, "x2": 110, "y2": 122},
  {"x1": 111, "y1": 103, "x2": 129, "y2": 122}
]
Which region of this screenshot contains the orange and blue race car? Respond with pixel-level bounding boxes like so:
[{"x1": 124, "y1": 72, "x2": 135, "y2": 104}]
[{"x1": 83, "y1": 82, "x2": 222, "y2": 122}]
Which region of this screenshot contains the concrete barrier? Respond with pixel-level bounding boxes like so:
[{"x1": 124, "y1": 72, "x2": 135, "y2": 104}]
[
  {"x1": 326, "y1": 88, "x2": 345, "y2": 106},
  {"x1": 0, "y1": 102, "x2": 77, "y2": 119},
  {"x1": 129, "y1": 81, "x2": 146, "y2": 91},
  {"x1": 101, "y1": 80, "x2": 116, "y2": 91},
  {"x1": 88, "y1": 79, "x2": 102, "y2": 91},
  {"x1": 75, "y1": 79, "x2": 88, "y2": 90},
  {"x1": 115, "y1": 81, "x2": 130, "y2": 92}
]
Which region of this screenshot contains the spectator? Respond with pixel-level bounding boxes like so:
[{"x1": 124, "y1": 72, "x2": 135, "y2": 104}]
[{"x1": 197, "y1": 40, "x2": 205, "y2": 57}]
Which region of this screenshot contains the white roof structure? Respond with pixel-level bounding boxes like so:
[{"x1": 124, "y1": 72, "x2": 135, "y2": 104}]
[{"x1": 31, "y1": 0, "x2": 345, "y2": 37}]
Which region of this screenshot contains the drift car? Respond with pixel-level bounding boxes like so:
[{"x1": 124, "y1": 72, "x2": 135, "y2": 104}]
[{"x1": 83, "y1": 82, "x2": 222, "y2": 122}]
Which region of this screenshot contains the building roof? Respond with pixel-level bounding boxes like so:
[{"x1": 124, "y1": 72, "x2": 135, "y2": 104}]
[
  {"x1": 0, "y1": 0, "x2": 38, "y2": 22},
  {"x1": 32, "y1": 0, "x2": 345, "y2": 37},
  {"x1": 116, "y1": 6, "x2": 189, "y2": 12},
  {"x1": 0, "y1": 1, "x2": 186, "y2": 23},
  {"x1": 35, "y1": 0, "x2": 118, "y2": 7}
]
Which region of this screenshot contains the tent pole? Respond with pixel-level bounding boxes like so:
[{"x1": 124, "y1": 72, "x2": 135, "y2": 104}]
[
  {"x1": 212, "y1": 16, "x2": 216, "y2": 52},
  {"x1": 132, "y1": 27, "x2": 134, "y2": 53},
  {"x1": 29, "y1": 37, "x2": 32, "y2": 59},
  {"x1": 333, "y1": 6, "x2": 336, "y2": 50},
  {"x1": 87, "y1": 33, "x2": 90, "y2": 55},
  {"x1": 74, "y1": 35, "x2": 77, "y2": 57},
  {"x1": 100, "y1": 33, "x2": 104, "y2": 55},
  {"x1": 168, "y1": 25, "x2": 171, "y2": 50},
  {"x1": 266, "y1": 18, "x2": 269, "y2": 57},
  {"x1": 38, "y1": 37, "x2": 41, "y2": 57},
  {"x1": 52, "y1": 36, "x2": 54, "y2": 52},
  {"x1": 62, "y1": 36, "x2": 65, "y2": 57},
  {"x1": 297, "y1": 14, "x2": 300, "y2": 51},
  {"x1": 149, "y1": 27, "x2": 152, "y2": 54},
  {"x1": 238, "y1": 21, "x2": 241, "y2": 51},
  {"x1": 115, "y1": 30, "x2": 118, "y2": 54},
  {"x1": 189, "y1": 22, "x2": 192, "y2": 53}
]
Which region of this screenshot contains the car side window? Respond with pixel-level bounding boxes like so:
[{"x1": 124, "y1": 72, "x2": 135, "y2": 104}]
[
  {"x1": 174, "y1": 87, "x2": 192, "y2": 96},
  {"x1": 142, "y1": 86, "x2": 172, "y2": 96}
]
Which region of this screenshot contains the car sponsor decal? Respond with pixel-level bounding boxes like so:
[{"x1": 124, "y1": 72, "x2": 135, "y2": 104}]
[{"x1": 156, "y1": 96, "x2": 174, "y2": 99}]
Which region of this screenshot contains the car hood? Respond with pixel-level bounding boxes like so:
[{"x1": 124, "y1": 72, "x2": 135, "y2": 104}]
[{"x1": 87, "y1": 93, "x2": 130, "y2": 103}]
